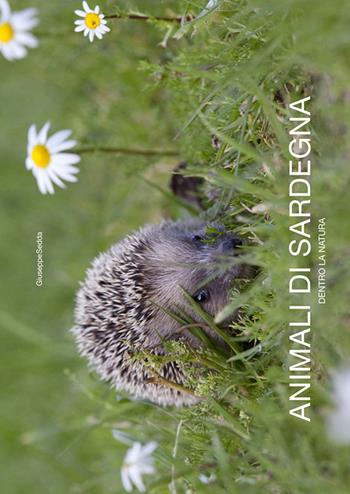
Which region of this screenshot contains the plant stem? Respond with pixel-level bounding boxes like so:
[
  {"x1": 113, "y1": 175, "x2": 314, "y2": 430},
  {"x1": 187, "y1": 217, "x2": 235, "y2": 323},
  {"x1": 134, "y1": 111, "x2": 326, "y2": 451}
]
[
  {"x1": 76, "y1": 146, "x2": 179, "y2": 157},
  {"x1": 105, "y1": 13, "x2": 192, "y2": 23},
  {"x1": 144, "y1": 370, "x2": 200, "y2": 398}
]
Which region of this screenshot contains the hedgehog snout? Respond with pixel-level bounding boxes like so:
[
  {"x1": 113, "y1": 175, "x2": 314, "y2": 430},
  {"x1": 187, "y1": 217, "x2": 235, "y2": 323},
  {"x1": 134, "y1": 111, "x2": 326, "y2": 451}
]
[{"x1": 222, "y1": 236, "x2": 243, "y2": 252}]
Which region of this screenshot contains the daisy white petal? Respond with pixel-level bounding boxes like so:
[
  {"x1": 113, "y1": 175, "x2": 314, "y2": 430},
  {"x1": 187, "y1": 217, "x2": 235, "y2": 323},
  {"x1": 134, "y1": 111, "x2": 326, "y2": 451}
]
[
  {"x1": 33, "y1": 168, "x2": 48, "y2": 194},
  {"x1": 52, "y1": 167, "x2": 79, "y2": 182},
  {"x1": 12, "y1": 9, "x2": 39, "y2": 30},
  {"x1": 139, "y1": 441, "x2": 157, "y2": 457},
  {"x1": 14, "y1": 18, "x2": 38, "y2": 31},
  {"x1": 28, "y1": 124, "x2": 37, "y2": 146},
  {"x1": 47, "y1": 168, "x2": 66, "y2": 189},
  {"x1": 62, "y1": 174, "x2": 78, "y2": 183},
  {"x1": 16, "y1": 31, "x2": 38, "y2": 48},
  {"x1": 38, "y1": 121, "x2": 50, "y2": 144},
  {"x1": 74, "y1": 9, "x2": 87, "y2": 17},
  {"x1": 25, "y1": 157, "x2": 33, "y2": 170},
  {"x1": 121, "y1": 467, "x2": 133, "y2": 493},
  {"x1": 15, "y1": 42, "x2": 27, "y2": 58},
  {"x1": 139, "y1": 464, "x2": 155, "y2": 475},
  {"x1": 129, "y1": 469, "x2": 146, "y2": 493},
  {"x1": 12, "y1": 8, "x2": 38, "y2": 20},
  {"x1": 49, "y1": 139, "x2": 77, "y2": 154},
  {"x1": 83, "y1": 1, "x2": 90, "y2": 12},
  {"x1": 1, "y1": 43, "x2": 14, "y2": 60},
  {"x1": 42, "y1": 173, "x2": 55, "y2": 194},
  {"x1": 53, "y1": 152, "x2": 80, "y2": 166},
  {"x1": 46, "y1": 129, "x2": 72, "y2": 148},
  {"x1": 60, "y1": 165, "x2": 80, "y2": 174},
  {"x1": 37, "y1": 176, "x2": 48, "y2": 194},
  {"x1": 1, "y1": 43, "x2": 12, "y2": 60},
  {"x1": 51, "y1": 159, "x2": 77, "y2": 174},
  {"x1": 126, "y1": 442, "x2": 142, "y2": 463},
  {"x1": 56, "y1": 171, "x2": 78, "y2": 183},
  {"x1": 52, "y1": 164, "x2": 79, "y2": 175},
  {"x1": 0, "y1": 0, "x2": 11, "y2": 21},
  {"x1": 88, "y1": 29, "x2": 94, "y2": 42},
  {"x1": 3, "y1": 47, "x2": 13, "y2": 60},
  {"x1": 54, "y1": 162, "x2": 80, "y2": 176},
  {"x1": 75, "y1": 24, "x2": 85, "y2": 33}
]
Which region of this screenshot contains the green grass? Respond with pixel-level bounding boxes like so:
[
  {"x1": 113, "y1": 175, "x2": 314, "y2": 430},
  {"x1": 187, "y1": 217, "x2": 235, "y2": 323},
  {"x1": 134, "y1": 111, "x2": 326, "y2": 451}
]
[{"x1": 1, "y1": 1, "x2": 350, "y2": 493}]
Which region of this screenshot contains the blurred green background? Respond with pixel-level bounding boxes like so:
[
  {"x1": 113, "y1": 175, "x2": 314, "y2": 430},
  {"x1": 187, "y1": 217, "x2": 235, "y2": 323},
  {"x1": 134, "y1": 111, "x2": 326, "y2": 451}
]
[{"x1": 0, "y1": 1, "x2": 185, "y2": 492}]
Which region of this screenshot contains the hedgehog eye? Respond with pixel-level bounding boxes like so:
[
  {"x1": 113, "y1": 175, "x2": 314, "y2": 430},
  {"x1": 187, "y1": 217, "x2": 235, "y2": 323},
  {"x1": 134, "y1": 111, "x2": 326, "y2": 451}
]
[
  {"x1": 192, "y1": 234, "x2": 203, "y2": 243},
  {"x1": 193, "y1": 288, "x2": 210, "y2": 303}
]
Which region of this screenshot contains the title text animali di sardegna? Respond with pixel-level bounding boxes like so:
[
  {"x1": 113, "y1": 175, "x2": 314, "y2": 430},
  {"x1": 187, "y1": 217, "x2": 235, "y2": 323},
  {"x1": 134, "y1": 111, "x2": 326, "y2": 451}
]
[{"x1": 287, "y1": 96, "x2": 312, "y2": 422}]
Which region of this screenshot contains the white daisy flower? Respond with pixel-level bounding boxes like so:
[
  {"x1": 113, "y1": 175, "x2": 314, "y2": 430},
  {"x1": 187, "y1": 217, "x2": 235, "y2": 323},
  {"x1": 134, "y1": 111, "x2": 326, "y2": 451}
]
[
  {"x1": 0, "y1": 0, "x2": 39, "y2": 61},
  {"x1": 74, "y1": 1, "x2": 110, "y2": 42},
  {"x1": 327, "y1": 367, "x2": 350, "y2": 444},
  {"x1": 26, "y1": 122, "x2": 80, "y2": 195},
  {"x1": 121, "y1": 441, "x2": 157, "y2": 493}
]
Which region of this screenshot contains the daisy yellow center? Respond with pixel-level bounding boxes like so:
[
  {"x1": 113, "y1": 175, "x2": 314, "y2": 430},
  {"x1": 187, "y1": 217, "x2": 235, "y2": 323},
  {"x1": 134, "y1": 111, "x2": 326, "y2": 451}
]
[
  {"x1": 0, "y1": 22, "x2": 14, "y2": 43},
  {"x1": 85, "y1": 13, "x2": 101, "y2": 29},
  {"x1": 32, "y1": 145, "x2": 51, "y2": 168}
]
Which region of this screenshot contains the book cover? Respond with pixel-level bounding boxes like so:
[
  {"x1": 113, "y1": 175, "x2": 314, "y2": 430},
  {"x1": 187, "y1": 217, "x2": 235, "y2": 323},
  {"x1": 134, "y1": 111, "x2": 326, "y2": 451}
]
[{"x1": 1, "y1": 1, "x2": 349, "y2": 493}]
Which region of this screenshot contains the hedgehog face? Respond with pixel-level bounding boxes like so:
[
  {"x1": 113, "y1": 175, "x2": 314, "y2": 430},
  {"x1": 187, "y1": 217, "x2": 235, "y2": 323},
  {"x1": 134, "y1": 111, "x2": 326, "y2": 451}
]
[{"x1": 141, "y1": 221, "x2": 249, "y2": 345}]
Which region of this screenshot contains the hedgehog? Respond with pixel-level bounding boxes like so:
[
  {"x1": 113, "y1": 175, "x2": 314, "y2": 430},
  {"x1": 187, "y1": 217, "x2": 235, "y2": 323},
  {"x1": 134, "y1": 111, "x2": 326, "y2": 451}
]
[{"x1": 72, "y1": 219, "x2": 250, "y2": 407}]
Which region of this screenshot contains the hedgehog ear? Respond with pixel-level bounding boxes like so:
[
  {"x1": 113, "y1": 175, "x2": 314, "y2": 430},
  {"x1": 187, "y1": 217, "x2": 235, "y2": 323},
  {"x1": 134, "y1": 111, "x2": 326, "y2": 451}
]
[{"x1": 170, "y1": 162, "x2": 205, "y2": 210}]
